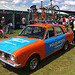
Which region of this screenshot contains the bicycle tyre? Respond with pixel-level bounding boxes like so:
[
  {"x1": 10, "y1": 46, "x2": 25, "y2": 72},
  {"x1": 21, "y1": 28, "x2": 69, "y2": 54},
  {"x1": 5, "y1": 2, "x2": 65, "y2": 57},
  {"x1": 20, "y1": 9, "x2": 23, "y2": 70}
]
[
  {"x1": 53, "y1": 5, "x2": 60, "y2": 16},
  {"x1": 52, "y1": 5, "x2": 60, "y2": 24},
  {"x1": 0, "y1": 30, "x2": 5, "y2": 38}
]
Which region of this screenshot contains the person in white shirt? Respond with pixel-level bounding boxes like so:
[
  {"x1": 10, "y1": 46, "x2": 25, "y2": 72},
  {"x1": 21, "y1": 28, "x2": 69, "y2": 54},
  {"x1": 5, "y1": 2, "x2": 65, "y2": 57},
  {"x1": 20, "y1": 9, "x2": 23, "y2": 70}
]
[
  {"x1": 22, "y1": 17, "x2": 26, "y2": 29},
  {"x1": 73, "y1": 17, "x2": 75, "y2": 43}
]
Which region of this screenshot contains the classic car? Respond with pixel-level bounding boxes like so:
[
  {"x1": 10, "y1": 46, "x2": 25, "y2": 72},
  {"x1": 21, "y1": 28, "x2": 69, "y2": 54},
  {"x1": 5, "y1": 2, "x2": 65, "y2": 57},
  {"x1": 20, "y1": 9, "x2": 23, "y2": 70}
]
[{"x1": 0, "y1": 24, "x2": 73, "y2": 71}]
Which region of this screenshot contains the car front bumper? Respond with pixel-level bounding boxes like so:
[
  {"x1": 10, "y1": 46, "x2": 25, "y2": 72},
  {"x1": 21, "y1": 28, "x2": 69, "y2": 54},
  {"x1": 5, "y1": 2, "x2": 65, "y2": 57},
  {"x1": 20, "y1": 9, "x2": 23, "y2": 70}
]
[{"x1": 0, "y1": 57, "x2": 21, "y2": 68}]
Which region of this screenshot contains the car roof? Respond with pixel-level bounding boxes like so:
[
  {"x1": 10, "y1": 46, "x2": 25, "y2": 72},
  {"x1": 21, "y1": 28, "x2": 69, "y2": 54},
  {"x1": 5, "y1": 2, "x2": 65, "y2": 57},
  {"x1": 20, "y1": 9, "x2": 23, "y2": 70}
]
[{"x1": 27, "y1": 23, "x2": 62, "y2": 28}]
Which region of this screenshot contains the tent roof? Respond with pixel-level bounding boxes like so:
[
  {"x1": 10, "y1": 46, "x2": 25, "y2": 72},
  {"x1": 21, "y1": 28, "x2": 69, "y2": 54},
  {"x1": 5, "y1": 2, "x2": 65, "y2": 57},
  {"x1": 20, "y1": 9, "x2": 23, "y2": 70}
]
[{"x1": 0, "y1": 5, "x2": 29, "y2": 13}]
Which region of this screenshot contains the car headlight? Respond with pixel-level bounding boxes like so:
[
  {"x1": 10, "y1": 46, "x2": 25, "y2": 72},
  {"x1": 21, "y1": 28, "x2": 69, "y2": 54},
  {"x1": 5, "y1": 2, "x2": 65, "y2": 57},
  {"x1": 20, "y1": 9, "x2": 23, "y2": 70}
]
[
  {"x1": 9, "y1": 55, "x2": 17, "y2": 62},
  {"x1": 0, "y1": 51, "x2": 17, "y2": 62},
  {"x1": 2, "y1": 52, "x2": 5, "y2": 58},
  {"x1": 0, "y1": 52, "x2": 6, "y2": 58}
]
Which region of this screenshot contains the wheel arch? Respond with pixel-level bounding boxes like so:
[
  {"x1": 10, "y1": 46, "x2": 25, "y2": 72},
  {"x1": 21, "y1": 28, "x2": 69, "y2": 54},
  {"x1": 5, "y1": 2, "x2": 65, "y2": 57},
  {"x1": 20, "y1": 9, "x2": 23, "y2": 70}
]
[
  {"x1": 27, "y1": 53, "x2": 41, "y2": 62},
  {"x1": 63, "y1": 40, "x2": 69, "y2": 46},
  {"x1": 24, "y1": 53, "x2": 41, "y2": 69}
]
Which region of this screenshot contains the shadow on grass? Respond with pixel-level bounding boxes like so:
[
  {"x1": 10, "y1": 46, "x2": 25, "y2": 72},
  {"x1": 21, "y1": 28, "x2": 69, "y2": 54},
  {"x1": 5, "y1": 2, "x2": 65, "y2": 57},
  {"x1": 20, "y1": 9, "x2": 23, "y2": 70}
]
[{"x1": 3, "y1": 44, "x2": 75, "y2": 75}]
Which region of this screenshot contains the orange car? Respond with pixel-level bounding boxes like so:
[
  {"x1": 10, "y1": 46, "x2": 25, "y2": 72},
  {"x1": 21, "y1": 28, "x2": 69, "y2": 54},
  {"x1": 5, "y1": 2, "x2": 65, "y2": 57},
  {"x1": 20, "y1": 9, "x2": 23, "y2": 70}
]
[{"x1": 0, "y1": 24, "x2": 73, "y2": 71}]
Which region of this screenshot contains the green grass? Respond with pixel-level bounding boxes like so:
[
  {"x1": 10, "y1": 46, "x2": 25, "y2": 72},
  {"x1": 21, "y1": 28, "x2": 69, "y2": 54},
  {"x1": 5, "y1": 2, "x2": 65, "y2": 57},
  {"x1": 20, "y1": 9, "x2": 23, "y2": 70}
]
[
  {"x1": 0, "y1": 29, "x2": 22, "y2": 40},
  {"x1": 0, "y1": 29, "x2": 75, "y2": 75}
]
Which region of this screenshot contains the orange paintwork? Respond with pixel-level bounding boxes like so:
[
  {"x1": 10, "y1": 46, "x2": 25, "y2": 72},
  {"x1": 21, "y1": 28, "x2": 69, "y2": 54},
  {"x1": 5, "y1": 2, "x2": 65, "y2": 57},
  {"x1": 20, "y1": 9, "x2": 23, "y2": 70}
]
[{"x1": 0, "y1": 24, "x2": 73, "y2": 68}]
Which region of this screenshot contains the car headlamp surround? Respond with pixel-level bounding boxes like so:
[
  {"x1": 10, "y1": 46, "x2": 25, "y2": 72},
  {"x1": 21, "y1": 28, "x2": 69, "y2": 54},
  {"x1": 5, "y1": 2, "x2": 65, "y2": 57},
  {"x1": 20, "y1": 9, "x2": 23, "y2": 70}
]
[
  {"x1": 0, "y1": 50, "x2": 17, "y2": 62},
  {"x1": 9, "y1": 55, "x2": 17, "y2": 62},
  {"x1": 2, "y1": 52, "x2": 5, "y2": 58}
]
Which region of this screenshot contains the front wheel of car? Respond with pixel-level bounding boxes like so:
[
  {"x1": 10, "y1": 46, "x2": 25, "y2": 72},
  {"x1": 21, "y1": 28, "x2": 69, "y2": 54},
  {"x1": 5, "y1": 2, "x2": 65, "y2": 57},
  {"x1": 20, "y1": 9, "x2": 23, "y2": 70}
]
[
  {"x1": 25, "y1": 55, "x2": 39, "y2": 71},
  {"x1": 63, "y1": 41, "x2": 69, "y2": 51}
]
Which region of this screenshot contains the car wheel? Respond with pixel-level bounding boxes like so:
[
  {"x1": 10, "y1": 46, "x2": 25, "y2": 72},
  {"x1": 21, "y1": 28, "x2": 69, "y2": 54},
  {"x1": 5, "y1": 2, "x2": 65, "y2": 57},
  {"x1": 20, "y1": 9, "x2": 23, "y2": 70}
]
[
  {"x1": 25, "y1": 55, "x2": 39, "y2": 71},
  {"x1": 63, "y1": 41, "x2": 69, "y2": 50}
]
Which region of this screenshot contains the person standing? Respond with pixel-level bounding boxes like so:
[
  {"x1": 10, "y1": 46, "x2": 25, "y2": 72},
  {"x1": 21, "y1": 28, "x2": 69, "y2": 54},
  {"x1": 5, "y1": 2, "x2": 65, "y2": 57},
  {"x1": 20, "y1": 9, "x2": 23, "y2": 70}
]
[
  {"x1": 62, "y1": 16, "x2": 66, "y2": 28},
  {"x1": 63, "y1": 16, "x2": 69, "y2": 31},
  {"x1": 73, "y1": 17, "x2": 75, "y2": 44},
  {"x1": 66, "y1": 16, "x2": 69, "y2": 31},
  {"x1": 70, "y1": 17, "x2": 74, "y2": 31},
  {"x1": 59, "y1": 16, "x2": 63, "y2": 25},
  {"x1": 1, "y1": 17, "x2": 5, "y2": 24},
  {"x1": 22, "y1": 17, "x2": 26, "y2": 29},
  {"x1": 1, "y1": 17, "x2": 6, "y2": 32}
]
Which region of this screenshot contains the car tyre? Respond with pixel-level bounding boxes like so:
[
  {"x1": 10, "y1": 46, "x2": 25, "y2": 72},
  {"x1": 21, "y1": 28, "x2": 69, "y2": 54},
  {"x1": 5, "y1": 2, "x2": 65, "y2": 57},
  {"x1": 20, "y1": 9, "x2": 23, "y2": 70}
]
[
  {"x1": 25, "y1": 55, "x2": 39, "y2": 72},
  {"x1": 63, "y1": 41, "x2": 69, "y2": 51}
]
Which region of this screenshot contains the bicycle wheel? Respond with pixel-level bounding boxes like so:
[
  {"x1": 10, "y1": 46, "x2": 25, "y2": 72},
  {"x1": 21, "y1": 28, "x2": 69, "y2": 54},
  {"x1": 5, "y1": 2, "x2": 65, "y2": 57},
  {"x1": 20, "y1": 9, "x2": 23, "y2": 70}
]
[
  {"x1": 47, "y1": 5, "x2": 60, "y2": 23},
  {"x1": 0, "y1": 30, "x2": 5, "y2": 38},
  {"x1": 53, "y1": 5, "x2": 60, "y2": 23},
  {"x1": 53, "y1": 5, "x2": 60, "y2": 16},
  {"x1": 48, "y1": 5, "x2": 60, "y2": 24}
]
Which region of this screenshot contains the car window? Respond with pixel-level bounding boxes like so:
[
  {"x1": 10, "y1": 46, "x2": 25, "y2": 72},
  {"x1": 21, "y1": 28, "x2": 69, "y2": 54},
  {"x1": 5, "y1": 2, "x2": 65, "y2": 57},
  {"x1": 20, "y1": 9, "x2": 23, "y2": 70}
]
[
  {"x1": 55, "y1": 26, "x2": 64, "y2": 36},
  {"x1": 19, "y1": 26, "x2": 46, "y2": 39},
  {"x1": 45, "y1": 27, "x2": 54, "y2": 39},
  {"x1": 24, "y1": 27, "x2": 41, "y2": 34}
]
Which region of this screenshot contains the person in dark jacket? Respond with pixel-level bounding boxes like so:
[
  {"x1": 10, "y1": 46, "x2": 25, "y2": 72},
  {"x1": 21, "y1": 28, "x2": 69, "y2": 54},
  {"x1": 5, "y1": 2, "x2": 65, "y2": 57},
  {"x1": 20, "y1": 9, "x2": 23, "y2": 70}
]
[
  {"x1": 73, "y1": 17, "x2": 75, "y2": 43},
  {"x1": 70, "y1": 17, "x2": 74, "y2": 31}
]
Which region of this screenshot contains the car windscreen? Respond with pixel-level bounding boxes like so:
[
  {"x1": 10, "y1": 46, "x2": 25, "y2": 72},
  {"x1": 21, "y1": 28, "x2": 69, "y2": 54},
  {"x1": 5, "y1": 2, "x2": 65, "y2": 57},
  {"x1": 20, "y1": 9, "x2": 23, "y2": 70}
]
[{"x1": 19, "y1": 26, "x2": 46, "y2": 39}]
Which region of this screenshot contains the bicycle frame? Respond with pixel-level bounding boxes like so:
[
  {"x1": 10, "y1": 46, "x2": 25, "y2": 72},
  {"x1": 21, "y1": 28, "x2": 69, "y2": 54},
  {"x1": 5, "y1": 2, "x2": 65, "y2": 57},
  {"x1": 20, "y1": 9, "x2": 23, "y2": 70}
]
[{"x1": 41, "y1": 1, "x2": 46, "y2": 21}]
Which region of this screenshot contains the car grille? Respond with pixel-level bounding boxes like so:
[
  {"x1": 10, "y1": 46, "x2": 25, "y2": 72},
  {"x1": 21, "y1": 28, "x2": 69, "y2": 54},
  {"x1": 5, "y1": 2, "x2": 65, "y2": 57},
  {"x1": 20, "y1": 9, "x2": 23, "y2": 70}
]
[{"x1": 0, "y1": 51, "x2": 10, "y2": 59}]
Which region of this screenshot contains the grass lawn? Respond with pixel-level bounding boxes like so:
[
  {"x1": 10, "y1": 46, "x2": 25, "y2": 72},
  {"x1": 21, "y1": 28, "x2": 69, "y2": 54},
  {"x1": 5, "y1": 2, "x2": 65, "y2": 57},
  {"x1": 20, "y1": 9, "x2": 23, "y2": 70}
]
[{"x1": 0, "y1": 29, "x2": 75, "y2": 75}]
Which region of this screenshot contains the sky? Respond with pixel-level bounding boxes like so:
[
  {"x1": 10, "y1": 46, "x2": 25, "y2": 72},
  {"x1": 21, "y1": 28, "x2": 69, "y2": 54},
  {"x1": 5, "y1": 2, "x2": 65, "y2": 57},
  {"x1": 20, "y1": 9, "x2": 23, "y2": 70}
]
[{"x1": 0, "y1": 0, "x2": 75, "y2": 11}]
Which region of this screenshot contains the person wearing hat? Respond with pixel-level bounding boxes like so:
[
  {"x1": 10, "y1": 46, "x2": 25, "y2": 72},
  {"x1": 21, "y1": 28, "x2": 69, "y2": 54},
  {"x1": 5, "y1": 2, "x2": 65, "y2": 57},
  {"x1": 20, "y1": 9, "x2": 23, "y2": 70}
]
[
  {"x1": 1, "y1": 16, "x2": 6, "y2": 32},
  {"x1": 1, "y1": 17, "x2": 5, "y2": 24}
]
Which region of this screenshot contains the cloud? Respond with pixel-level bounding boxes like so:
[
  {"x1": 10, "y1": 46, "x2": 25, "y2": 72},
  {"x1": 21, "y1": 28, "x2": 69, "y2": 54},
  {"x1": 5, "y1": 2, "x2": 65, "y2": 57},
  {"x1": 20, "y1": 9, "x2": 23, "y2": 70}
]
[
  {"x1": 13, "y1": 0, "x2": 22, "y2": 4},
  {"x1": 60, "y1": 0, "x2": 75, "y2": 11},
  {"x1": 0, "y1": 0, "x2": 12, "y2": 4},
  {"x1": 32, "y1": 0, "x2": 48, "y2": 4},
  {"x1": 55, "y1": 0, "x2": 62, "y2": 2},
  {"x1": 54, "y1": 2, "x2": 59, "y2": 5},
  {"x1": 0, "y1": 1, "x2": 8, "y2": 4},
  {"x1": 0, "y1": 0, "x2": 75, "y2": 11},
  {"x1": 62, "y1": 0, "x2": 75, "y2": 5},
  {"x1": 0, "y1": 0, "x2": 26, "y2": 5},
  {"x1": 60, "y1": 5, "x2": 75, "y2": 11},
  {"x1": 32, "y1": 0, "x2": 42, "y2": 4},
  {"x1": 23, "y1": 1, "x2": 26, "y2": 4}
]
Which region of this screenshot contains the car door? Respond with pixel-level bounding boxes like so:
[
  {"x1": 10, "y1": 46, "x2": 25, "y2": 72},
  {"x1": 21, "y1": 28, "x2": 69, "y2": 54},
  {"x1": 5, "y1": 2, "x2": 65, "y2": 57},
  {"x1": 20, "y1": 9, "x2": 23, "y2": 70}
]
[
  {"x1": 44, "y1": 26, "x2": 66, "y2": 56},
  {"x1": 54, "y1": 26, "x2": 66, "y2": 51},
  {"x1": 44, "y1": 27, "x2": 56, "y2": 56}
]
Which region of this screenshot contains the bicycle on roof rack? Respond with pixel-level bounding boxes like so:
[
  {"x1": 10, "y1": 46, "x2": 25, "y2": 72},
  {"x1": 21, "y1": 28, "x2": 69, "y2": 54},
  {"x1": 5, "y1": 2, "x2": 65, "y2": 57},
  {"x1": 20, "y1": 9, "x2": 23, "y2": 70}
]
[
  {"x1": 28, "y1": 0, "x2": 60, "y2": 24},
  {"x1": 47, "y1": 0, "x2": 60, "y2": 23}
]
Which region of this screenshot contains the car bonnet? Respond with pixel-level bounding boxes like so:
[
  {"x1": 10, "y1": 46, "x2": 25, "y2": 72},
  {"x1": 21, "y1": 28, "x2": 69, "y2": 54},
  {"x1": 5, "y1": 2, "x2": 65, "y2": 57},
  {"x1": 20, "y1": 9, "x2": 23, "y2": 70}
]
[{"x1": 0, "y1": 37, "x2": 37, "y2": 54}]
